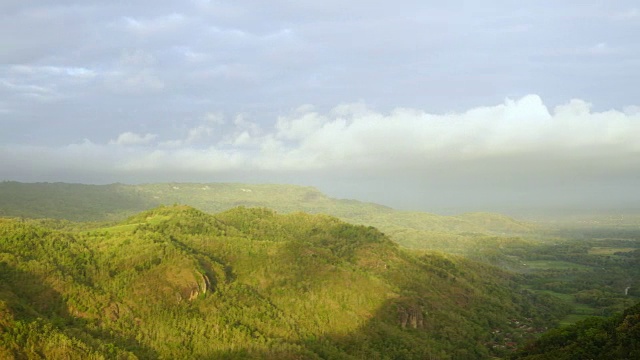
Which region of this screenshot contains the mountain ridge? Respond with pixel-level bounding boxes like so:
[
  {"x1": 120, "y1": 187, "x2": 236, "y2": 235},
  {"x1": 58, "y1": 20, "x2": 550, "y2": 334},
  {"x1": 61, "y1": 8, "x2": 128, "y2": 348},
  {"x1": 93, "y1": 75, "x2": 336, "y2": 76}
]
[{"x1": 0, "y1": 181, "x2": 534, "y2": 250}]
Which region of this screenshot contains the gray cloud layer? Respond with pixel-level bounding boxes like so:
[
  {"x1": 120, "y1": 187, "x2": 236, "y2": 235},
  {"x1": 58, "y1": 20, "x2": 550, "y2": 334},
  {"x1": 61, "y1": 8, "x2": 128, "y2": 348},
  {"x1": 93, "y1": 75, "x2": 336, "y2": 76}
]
[
  {"x1": 2, "y1": 95, "x2": 639, "y2": 213},
  {"x1": 1, "y1": 1, "x2": 639, "y2": 213}
]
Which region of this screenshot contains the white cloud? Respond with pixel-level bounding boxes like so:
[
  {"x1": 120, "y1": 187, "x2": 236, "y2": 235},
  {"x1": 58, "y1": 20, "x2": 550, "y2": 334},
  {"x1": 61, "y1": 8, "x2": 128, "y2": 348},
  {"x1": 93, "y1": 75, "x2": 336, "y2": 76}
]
[
  {"x1": 119, "y1": 49, "x2": 157, "y2": 67},
  {"x1": 109, "y1": 132, "x2": 157, "y2": 146},
  {"x1": 10, "y1": 65, "x2": 96, "y2": 79},
  {"x1": 231, "y1": 131, "x2": 252, "y2": 147},
  {"x1": 186, "y1": 125, "x2": 214, "y2": 143},
  {"x1": 215, "y1": 96, "x2": 633, "y2": 169},
  {"x1": 185, "y1": 96, "x2": 639, "y2": 172},
  {"x1": 116, "y1": 147, "x2": 247, "y2": 172},
  {"x1": 193, "y1": 63, "x2": 258, "y2": 82},
  {"x1": 180, "y1": 48, "x2": 210, "y2": 63},
  {"x1": 276, "y1": 107, "x2": 326, "y2": 140},
  {"x1": 0, "y1": 79, "x2": 61, "y2": 102},
  {"x1": 104, "y1": 69, "x2": 165, "y2": 94},
  {"x1": 202, "y1": 112, "x2": 225, "y2": 125},
  {"x1": 624, "y1": 105, "x2": 640, "y2": 116},
  {"x1": 5, "y1": 95, "x2": 640, "y2": 174},
  {"x1": 231, "y1": 114, "x2": 262, "y2": 137},
  {"x1": 102, "y1": 50, "x2": 165, "y2": 94},
  {"x1": 1, "y1": 1, "x2": 639, "y2": 211},
  {"x1": 3, "y1": 95, "x2": 640, "y2": 211},
  {"x1": 121, "y1": 13, "x2": 187, "y2": 37},
  {"x1": 159, "y1": 139, "x2": 183, "y2": 148}
]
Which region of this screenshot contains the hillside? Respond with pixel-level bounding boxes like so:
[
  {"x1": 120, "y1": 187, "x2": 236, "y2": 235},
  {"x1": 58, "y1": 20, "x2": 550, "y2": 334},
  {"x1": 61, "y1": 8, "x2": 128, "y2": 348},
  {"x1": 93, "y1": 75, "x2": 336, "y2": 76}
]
[
  {"x1": 0, "y1": 181, "x2": 534, "y2": 250},
  {"x1": 0, "y1": 205, "x2": 567, "y2": 359},
  {"x1": 512, "y1": 301, "x2": 640, "y2": 359},
  {"x1": 2, "y1": 182, "x2": 638, "y2": 323}
]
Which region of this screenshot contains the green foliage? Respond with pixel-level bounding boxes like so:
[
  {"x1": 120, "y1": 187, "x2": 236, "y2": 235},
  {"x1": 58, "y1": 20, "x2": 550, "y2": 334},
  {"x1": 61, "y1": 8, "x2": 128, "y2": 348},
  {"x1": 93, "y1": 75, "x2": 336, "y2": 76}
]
[
  {"x1": 2, "y1": 181, "x2": 639, "y2": 357},
  {"x1": 0, "y1": 181, "x2": 534, "y2": 243},
  {"x1": 0, "y1": 181, "x2": 158, "y2": 221},
  {"x1": 512, "y1": 302, "x2": 640, "y2": 359},
  {"x1": 0, "y1": 205, "x2": 566, "y2": 358}
]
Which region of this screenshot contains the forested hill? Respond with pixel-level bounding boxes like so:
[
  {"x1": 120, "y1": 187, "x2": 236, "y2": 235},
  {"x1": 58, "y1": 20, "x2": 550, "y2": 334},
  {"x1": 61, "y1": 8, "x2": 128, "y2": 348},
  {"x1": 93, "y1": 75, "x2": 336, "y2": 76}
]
[
  {"x1": 0, "y1": 205, "x2": 566, "y2": 359},
  {"x1": 0, "y1": 181, "x2": 534, "y2": 249},
  {"x1": 512, "y1": 301, "x2": 640, "y2": 359}
]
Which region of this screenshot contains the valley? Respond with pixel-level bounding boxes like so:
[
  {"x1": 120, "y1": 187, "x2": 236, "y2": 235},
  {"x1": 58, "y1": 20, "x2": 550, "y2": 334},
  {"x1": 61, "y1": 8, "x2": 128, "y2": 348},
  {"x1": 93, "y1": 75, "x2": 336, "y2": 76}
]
[{"x1": 0, "y1": 181, "x2": 638, "y2": 359}]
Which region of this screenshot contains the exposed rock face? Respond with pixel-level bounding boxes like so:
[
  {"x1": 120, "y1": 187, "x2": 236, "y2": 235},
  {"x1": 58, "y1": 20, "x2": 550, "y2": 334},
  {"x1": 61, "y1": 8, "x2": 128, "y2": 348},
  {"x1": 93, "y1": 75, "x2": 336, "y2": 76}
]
[
  {"x1": 104, "y1": 302, "x2": 131, "y2": 322},
  {"x1": 397, "y1": 304, "x2": 425, "y2": 329},
  {"x1": 187, "y1": 272, "x2": 211, "y2": 301},
  {"x1": 130, "y1": 259, "x2": 218, "y2": 304}
]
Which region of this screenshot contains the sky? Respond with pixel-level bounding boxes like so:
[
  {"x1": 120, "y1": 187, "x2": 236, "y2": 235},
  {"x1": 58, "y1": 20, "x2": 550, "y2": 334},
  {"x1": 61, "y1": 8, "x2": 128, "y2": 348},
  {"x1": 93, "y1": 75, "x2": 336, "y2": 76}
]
[{"x1": 1, "y1": 1, "x2": 639, "y2": 215}]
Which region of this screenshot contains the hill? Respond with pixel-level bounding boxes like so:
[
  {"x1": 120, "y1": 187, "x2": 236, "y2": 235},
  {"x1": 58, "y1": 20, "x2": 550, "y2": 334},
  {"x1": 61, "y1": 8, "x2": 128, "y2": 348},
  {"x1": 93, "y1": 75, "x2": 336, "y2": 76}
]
[
  {"x1": 0, "y1": 205, "x2": 567, "y2": 359},
  {"x1": 2, "y1": 181, "x2": 638, "y2": 325},
  {"x1": 512, "y1": 301, "x2": 640, "y2": 359},
  {"x1": 0, "y1": 181, "x2": 534, "y2": 250}
]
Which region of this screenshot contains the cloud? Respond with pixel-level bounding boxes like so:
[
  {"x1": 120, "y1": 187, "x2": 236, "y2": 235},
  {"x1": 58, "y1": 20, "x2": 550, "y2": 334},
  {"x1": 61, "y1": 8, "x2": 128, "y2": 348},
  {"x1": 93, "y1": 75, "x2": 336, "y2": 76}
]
[
  {"x1": 106, "y1": 70, "x2": 165, "y2": 93},
  {"x1": 0, "y1": 64, "x2": 97, "y2": 105},
  {"x1": 3, "y1": 95, "x2": 640, "y2": 211},
  {"x1": 202, "y1": 112, "x2": 225, "y2": 125},
  {"x1": 276, "y1": 105, "x2": 325, "y2": 141},
  {"x1": 185, "y1": 125, "x2": 214, "y2": 144},
  {"x1": 9, "y1": 65, "x2": 96, "y2": 79},
  {"x1": 0, "y1": 79, "x2": 61, "y2": 102},
  {"x1": 103, "y1": 50, "x2": 165, "y2": 93},
  {"x1": 624, "y1": 105, "x2": 640, "y2": 116},
  {"x1": 109, "y1": 132, "x2": 157, "y2": 146},
  {"x1": 118, "y1": 49, "x2": 157, "y2": 67},
  {"x1": 1, "y1": 1, "x2": 639, "y2": 212},
  {"x1": 121, "y1": 13, "x2": 187, "y2": 37},
  {"x1": 7, "y1": 94, "x2": 639, "y2": 172}
]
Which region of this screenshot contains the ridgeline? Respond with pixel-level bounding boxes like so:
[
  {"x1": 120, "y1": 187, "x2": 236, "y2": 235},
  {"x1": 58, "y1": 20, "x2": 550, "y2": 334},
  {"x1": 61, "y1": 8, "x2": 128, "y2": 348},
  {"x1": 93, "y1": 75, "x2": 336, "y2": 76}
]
[
  {"x1": 1, "y1": 181, "x2": 639, "y2": 358},
  {"x1": 1, "y1": 205, "x2": 564, "y2": 358}
]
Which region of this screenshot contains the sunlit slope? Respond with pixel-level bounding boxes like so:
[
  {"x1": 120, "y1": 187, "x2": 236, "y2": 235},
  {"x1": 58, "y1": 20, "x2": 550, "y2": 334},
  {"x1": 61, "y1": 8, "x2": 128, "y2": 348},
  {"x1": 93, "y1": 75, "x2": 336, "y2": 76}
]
[
  {"x1": 0, "y1": 181, "x2": 535, "y2": 249},
  {"x1": 0, "y1": 218, "x2": 139, "y2": 359},
  {"x1": 0, "y1": 206, "x2": 565, "y2": 359}
]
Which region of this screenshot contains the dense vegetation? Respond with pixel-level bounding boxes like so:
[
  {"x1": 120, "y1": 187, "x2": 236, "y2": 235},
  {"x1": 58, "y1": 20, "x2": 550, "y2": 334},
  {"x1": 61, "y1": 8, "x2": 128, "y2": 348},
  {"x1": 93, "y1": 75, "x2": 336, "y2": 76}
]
[
  {"x1": 0, "y1": 205, "x2": 566, "y2": 359},
  {"x1": 0, "y1": 182, "x2": 157, "y2": 222},
  {"x1": 512, "y1": 301, "x2": 640, "y2": 359},
  {"x1": 1, "y1": 181, "x2": 639, "y2": 358},
  {"x1": 0, "y1": 181, "x2": 533, "y2": 240}
]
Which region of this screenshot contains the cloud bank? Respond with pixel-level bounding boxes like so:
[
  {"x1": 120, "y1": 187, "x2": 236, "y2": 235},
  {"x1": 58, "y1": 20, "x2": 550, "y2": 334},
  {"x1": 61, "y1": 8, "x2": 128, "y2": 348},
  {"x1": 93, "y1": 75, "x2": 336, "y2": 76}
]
[
  {"x1": 1, "y1": 1, "x2": 639, "y2": 213},
  {"x1": 2, "y1": 95, "x2": 639, "y2": 213}
]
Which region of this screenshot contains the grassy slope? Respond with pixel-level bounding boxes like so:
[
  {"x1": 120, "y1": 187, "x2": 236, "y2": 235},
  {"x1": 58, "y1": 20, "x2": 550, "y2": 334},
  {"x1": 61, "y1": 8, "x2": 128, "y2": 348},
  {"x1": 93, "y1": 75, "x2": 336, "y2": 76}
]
[{"x1": 0, "y1": 206, "x2": 566, "y2": 359}]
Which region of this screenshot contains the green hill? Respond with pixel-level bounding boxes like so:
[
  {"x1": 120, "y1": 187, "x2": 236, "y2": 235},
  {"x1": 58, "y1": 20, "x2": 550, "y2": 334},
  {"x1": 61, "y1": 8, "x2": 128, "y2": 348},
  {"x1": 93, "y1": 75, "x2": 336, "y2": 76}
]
[
  {"x1": 0, "y1": 182, "x2": 157, "y2": 222},
  {"x1": 0, "y1": 181, "x2": 535, "y2": 251},
  {"x1": 0, "y1": 205, "x2": 566, "y2": 359},
  {"x1": 512, "y1": 301, "x2": 640, "y2": 359}
]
